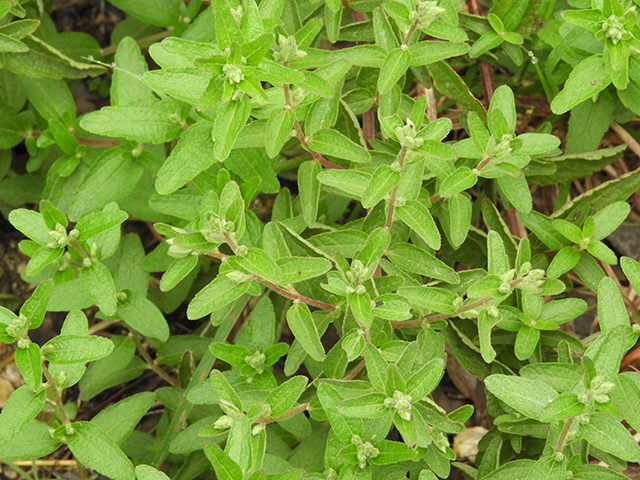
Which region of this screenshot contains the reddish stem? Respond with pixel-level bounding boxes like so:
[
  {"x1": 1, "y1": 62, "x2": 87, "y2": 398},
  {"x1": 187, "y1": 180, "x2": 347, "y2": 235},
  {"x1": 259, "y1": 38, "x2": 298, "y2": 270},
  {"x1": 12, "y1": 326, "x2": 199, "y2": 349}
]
[
  {"x1": 363, "y1": 108, "x2": 375, "y2": 149},
  {"x1": 467, "y1": 0, "x2": 495, "y2": 107}
]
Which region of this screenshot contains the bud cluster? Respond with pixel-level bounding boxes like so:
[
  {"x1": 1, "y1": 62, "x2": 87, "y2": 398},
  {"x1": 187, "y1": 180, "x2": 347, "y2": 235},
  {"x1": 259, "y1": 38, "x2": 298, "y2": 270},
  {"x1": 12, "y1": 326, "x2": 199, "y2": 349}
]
[
  {"x1": 578, "y1": 375, "x2": 616, "y2": 405},
  {"x1": 244, "y1": 351, "x2": 267, "y2": 374},
  {"x1": 384, "y1": 390, "x2": 413, "y2": 421},
  {"x1": 46, "y1": 224, "x2": 79, "y2": 250},
  {"x1": 408, "y1": 0, "x2": 446, "y2": 30},
  {"x1": 395, "y1": 120, "x2": 424, "y2": 150},
  {"x1": 273, "y1": 35, "x2": 307, "y2": 63},
  {"x1": 352, "y1": 435, "x2": 380, "y2": 469}
]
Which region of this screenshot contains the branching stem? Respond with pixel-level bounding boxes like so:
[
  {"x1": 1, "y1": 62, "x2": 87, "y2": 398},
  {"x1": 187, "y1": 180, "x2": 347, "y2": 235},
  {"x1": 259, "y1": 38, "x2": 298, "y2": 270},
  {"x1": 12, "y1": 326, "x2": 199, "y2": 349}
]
[{"x1": 128, "y1": 329, "x2": 180, "y2": 388}]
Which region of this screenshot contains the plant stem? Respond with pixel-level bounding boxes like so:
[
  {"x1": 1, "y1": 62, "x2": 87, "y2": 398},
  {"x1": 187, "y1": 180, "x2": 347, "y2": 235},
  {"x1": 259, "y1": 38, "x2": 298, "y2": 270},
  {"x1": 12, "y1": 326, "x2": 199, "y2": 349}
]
[
  {"x1": 30, "y1": 131, "x2": 121, "y2": 148},
  {"x1": 128, "y1": 329, "x2": 180, "y2": 388},
  {"x1": 259, "y1": 279, "x2": 336, "y2": 311},
  {"x1": 403, "y1": 20, "x2": 420, "y2": 45},
  {"x1": 384, "y1": 147, "x2": 408, "y2": 229},
  {"x1": 101, "y1": 28, "x2": 174, "y2": 56},
  {"x1": 363, "y1": 108, "x2": 375, "y2": 149},
  {"x1": 220, "y1": 236, "x2": 336, "y2": 311},
  {"x1": 42, "y1": 362, "x2": 88, "y2": 480},
  {"x1": 467, "y1": 0, "x2": 495, "y2": 107},
  {"x1": 283, "y1": 83, "x2": 341, "y2": 169},
  {"x1": 343, "y1": 359, "x2": 366, "y2": 380},
  {"x1": 69, "y1": 240, "x2": 89, "y2": 260},
  {"x1": 391, "y1": 279, "x2": 522, "y2": 328},
  {"x1": 555, "y1": 417, "x2": 574, "y2": 453},
  {"x1": 42, "y1": 362, "x2": 70, "y2": 425},
  {"x1": 257, "y1": 402, "x2": 310, "y2": 424},
  {"x1": 611, "y1": 121, "x2": 640, "y2": 158}
]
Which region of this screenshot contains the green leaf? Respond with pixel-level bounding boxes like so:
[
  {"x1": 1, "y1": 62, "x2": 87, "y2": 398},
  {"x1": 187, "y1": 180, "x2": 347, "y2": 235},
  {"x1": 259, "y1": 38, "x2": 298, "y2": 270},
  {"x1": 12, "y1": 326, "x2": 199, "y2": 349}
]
[
  {"x1": 378, "y1": 47, "x2": 412, "y2": 94},
  {"x1": 428, "y1": 61, "x2": 486, "y2": 121},
  {"x1": 204, "y1": 442, "x2": 243, "y2": 480},
  {"x1": 92, "y1": 392, "x2": 156, "y2": 445},
  {"x1": 156, "y1": 121, "x2": 216, "y2": 195},
  {"x1": 160, "y1": 256, "x2": 199, "y2": 292},
  {"x1": 79, "y1": 261, "x2": 118, "y2": 316},
  {"x1": 550, "y1": 55, "x2": 612, "y2": 115},
  {"x1": 266, "y1": 375, "x2": 308, "y2": 417},
  {"x1": 406, "y1": 358, "x2": 445, "y2": 399},
  {"x1": 0, "y1": 422, "x2": 61, "y2": 461},
  {"x1": 484, "y1": 374, "x2": 558, "y2": 419},
  {"x1": 337, "y1": 392, "x2": 388, "y2": 418},
  {"x1": 621, "y1": 256, "x2": 640, "y2": 294},
  {"x1": 362, "y1": 165, "x2": 401, "y2": 208},
  {"x1": 547, "y1": 246, "x2": 580, "y2": 279},
  {"x1": 487, "y1": 231, "x2": 509, "y2": 276},
  {"x1": 395, "y1": 199, "x2": 441, "y2": 250},
  {"x1": 514, "y1": 326, "x2": 540, "y2": 361},
  {"x1": 266, "y1": 108, "x2": 296, "y2": 159},
  {"x1": 478, "y1": 309, "x2": 499, "y2": 362},
  {"x1": 210, "y1": 369, "x2": 243, "y2": 412},
  {"x1": 236, "y1": 248, "x2": 282, "y2": 284},
  {"x1": 277, "y1": 256, "x2": 332, "y2": 284},
  {"x1": 21, "y1": 279, "x2": 53, "y2": 329},
  {"x1": 309, "y1": 129, "x2": 370, "y2": 163},
  {"x1": 579, "y1": 411, "x2": 640, "y2": 462},
  {"x1": 440, "y1": 193, "x2": 472, "y2": 249},
  {"x1": 317, "y1": 170, "x2": 371, "y2": 200},
  {"x1": 104, "y1": 0, "x2": 181, "y2": 27},
  {"x1": 611, "y1": 373, "x2": 640, "y2": 435},
  {"x1": 118, "y1": 290, "x2": 169, "y2": 342},
  {"x1": 386, "y1": 242, "x2": 459, "y2": 284},
  {"x1": 8, "y1": 209, "x2": 50, "y2": 245},
  {"x1": 80, "y1": 99, "x2": 182, "y2": 144},
  {"x1": 598, "y1": 277, "x2": 629, "y2": 334},
  {"x1": 135, "y1": 465, "x2": 171, "y2": 480},
  {"x1": 592, "y1": 201, "x2": 630, "y2": 240},
  {"x1": 214, "y1": 96, "x2": 252, "y2": 161},
  {"x1": 67, "y1": 421, "x2": 135, "y2": 480},
  {"x1": 371, "y1": 439, "x2": 416, "y2": 464},
  {"x1": 439, "y1": 166, "x2": 477, "y2": 198},
  {"x1": 76, "y1": 210, "x2": 128, "y2": 242},
  {"x1": 0, "y1": 386, "x2": 47, "y2": 446},
  {"x1": 298, "y1": 161, "x2": 322, "y2": 226},
  {"x1": 496, "y1": 174, "x2": 532, "y2": 214},
  {"x1": 348, "y1": 291, "x2": 373, "y2": 327},
  {"x1": 209, "y1": 343, "x2": 251, "y2": 368},
  {"x1": 286, "y1": 302, "x2": 325, "y2": 361},
  {"x1": 68, "y1": 148, "x2": 144, "y2": 221},
  {"x1": 14, "y1": 343, "x2": 42, "y2": 391},
  {"x1": 397, "y1": 286, "x2": 455, "y2": 314},
  {"x1": 187, "y1": 276, "x2": 253, "y2": 320},
  {"x1": 363, "y1": 344, "x2": 388, "y2": 392},
  {"x1": 469, "y1": 30, "x2": 504, "y2": 58},
  {"x1": 111, "y1": 36, "x2": 154, "y2": 106},
  {"x1": 539, "y1": 392, "x2": 585, "y2": 422},
  {"x1": 43, "y1": 334, "x2": 114, "y2": 364},
  {"x1": 410, "y1": 41, "x2": 470, "y2": 66},
  {"x1": 566, "y1": 94, "x2": 615, "y2": 154},
  {"x1": 585, "y1": 327, "x2": 625, "y2": 380}
]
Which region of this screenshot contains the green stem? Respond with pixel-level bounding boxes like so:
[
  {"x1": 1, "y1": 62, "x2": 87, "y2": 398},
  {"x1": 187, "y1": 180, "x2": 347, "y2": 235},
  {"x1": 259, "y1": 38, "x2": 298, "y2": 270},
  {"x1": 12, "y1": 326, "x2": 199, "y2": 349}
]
[
  {"x1": 384, "y1": 147, "x2": 408, "y2": 230},
  {"x1": 403, "y1": 20, "x2": 420, "y2": 45},
  {"x1": 555, "y1": 417, "x2": 574, "y2": 453},
  {"x1": 69, "y1": 240, "x2": 89, "y2": 260},
  {"x1": 42, "y1": 362, "x2": 88, "y2": 480}
]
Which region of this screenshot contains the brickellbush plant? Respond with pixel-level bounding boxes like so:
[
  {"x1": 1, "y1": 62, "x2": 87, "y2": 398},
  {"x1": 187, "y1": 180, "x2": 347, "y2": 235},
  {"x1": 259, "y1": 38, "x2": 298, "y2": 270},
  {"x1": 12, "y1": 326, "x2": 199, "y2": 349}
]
[{"x1": 2, "y1": 0, "x2": 640, "y2": 479}]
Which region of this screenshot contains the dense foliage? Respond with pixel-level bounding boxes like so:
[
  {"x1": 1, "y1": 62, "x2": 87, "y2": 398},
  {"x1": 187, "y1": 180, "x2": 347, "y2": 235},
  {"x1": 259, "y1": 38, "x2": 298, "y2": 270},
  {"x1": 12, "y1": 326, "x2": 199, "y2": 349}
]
[{"x1": 2, "y1": 0, "x2": 640, "y2": 479}]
